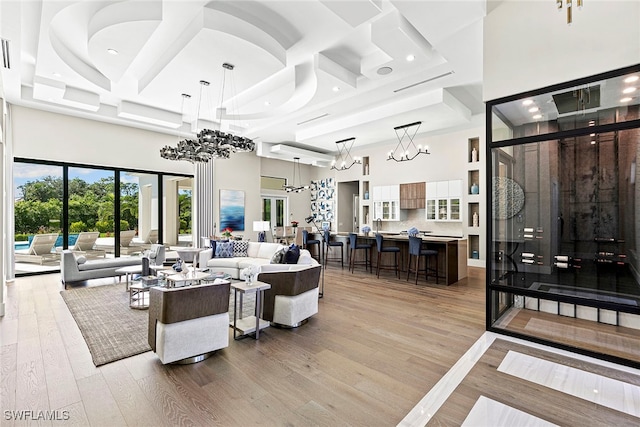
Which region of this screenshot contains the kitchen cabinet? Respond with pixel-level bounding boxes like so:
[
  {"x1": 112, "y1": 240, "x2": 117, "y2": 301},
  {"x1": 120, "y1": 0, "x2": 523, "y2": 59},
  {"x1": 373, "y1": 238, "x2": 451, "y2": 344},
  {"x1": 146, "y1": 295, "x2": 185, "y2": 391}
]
[
  {"x1": 372, "y1": 185, "x2": 400, "y2": 221},
  {"x1": 400, "y1": 182, "x2": 425, "y2": 209},
  {"x1": 426, "y1": 180, "x2": 462, "y2": 222}
]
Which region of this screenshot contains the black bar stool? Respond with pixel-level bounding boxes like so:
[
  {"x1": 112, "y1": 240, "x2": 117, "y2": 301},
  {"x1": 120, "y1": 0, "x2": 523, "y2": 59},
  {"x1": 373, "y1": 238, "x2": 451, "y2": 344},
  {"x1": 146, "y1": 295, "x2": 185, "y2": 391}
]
[
  {"x1": 348, "y1": 233, "x2": 372, "y2": 273},
  {"x1": 407, "y1": 235, "x2": 439, "y2": 284},
  {"x1": 324, "y1": 230, "x2": 344, "y2": 268},
  {"x1": 375, "y1": 233, "x2": 401, "y2": 279},
  {"x1": 302, "y1": 229, "x2": 321, "y2": 262}
]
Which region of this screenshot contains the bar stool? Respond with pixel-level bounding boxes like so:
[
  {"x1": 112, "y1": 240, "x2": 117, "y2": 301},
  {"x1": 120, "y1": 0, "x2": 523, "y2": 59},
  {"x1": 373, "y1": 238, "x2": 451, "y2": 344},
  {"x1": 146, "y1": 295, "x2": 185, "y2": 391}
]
[
  {"x1": 407, "y1": 235, "x2": 439, "y2": 284},
  {"x1": 348, "y1": 233, "x2": 372, "y2": 274},
  {"x1": 302, "y1": 229, "x2": 321, "y2": 262},
  {"x1": 375, "y1": 234, "x2": 401, "y2": 279},
  {"x1": 324, "y1": 230, "x2": 344, "y2": 268}
]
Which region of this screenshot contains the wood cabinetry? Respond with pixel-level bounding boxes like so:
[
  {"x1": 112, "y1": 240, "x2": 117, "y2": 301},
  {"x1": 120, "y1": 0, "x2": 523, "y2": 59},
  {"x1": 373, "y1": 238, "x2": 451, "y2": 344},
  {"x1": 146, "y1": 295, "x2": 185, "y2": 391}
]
[{"x1": 399, "y1": 182, "x2": 425, "y2": 209}]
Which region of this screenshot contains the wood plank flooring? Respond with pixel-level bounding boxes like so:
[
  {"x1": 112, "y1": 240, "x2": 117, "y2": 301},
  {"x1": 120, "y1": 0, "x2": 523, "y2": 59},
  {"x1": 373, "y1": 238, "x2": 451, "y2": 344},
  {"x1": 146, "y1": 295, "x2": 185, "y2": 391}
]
[{"x1": 1, "y1": 267, "x2": 485, "y2": 426}]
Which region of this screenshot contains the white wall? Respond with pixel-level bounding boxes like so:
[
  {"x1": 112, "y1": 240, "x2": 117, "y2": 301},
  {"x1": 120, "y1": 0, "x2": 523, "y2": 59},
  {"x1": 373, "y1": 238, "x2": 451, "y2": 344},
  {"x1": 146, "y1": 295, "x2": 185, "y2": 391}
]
[
  {"x1": 10, "y1": 106, "x2": 193, "y2": 175},
  {"x1": 484, "y1": 0, "x2": 640, "y2": 101},
  {"x1": 331, "y1": 124, "x2": 485, "y2": 236}
]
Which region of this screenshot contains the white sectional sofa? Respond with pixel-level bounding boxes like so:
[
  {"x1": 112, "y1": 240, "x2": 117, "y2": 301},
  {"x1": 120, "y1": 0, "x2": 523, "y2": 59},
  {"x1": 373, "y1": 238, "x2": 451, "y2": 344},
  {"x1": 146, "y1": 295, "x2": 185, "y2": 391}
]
[{"x1": 198, "y1": 241, "x2": 318, "y2": 279}]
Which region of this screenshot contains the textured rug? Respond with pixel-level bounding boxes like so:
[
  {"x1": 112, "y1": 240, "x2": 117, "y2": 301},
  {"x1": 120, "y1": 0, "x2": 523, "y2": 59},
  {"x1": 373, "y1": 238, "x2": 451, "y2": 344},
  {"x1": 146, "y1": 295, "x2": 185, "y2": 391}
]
[
  {"x1": 61, "y1": 283, "x2": 254, "y2": 366},
  {"x1": 61, "y1": 284, "x2": 151, "y2": 366}
]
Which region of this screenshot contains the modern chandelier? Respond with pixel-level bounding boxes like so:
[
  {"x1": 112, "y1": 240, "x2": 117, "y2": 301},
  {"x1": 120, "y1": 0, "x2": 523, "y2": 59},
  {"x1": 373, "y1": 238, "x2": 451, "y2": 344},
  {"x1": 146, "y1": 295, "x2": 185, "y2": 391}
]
[
  {"x1": 556, "y1": 0, "x2": 583, "y2": 25},
  {"x1": 283, "y1": 157, "x2": 309, "y2": 193},
  {"x1": 330, "y1": 137, "x2": 362, "y2": 171},
  {"x1": 387, "y1": 121, "x2": 430, "y2": 162},
  {"x1": 160, "y1": 63, "x2": 255, "y2": 163}
]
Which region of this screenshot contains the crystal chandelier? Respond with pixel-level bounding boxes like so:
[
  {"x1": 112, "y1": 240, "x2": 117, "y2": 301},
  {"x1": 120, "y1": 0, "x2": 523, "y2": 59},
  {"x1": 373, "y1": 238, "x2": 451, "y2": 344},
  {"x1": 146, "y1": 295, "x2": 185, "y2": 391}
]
[
  {"x1": 556, "y1": 0, "x2": 583, "y2": 25},
  {"x1": 387, "y1": 121, "x2": 430, "y2": 162},
  {"x1": 330, "y1": 137, "x2": 362, "y2": 171},
  {"x1": 160, "y1": 63, "x2": 255, "y2": 163},
  {"x1": 283, "y1": 157, "x2": 309, "y2": 193}
]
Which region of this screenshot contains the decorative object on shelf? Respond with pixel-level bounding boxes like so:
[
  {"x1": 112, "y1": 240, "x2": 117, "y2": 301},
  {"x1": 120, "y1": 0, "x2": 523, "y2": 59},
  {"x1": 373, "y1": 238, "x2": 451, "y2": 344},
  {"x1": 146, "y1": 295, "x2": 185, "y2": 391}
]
[
  {"x1": 492, "y1": 176, "x2": 525, "y2": 220},
  {"x1": 364, "y1": 163, "x2": 369, "y2": 175},
  {"x1": 252, "y1": 221, "x2": 270, "y2": 242},
  {"x1": 172, "y1": 258, "x2": 184, "y2": 272},
  {"x1": 387, "y1": 121, "x2": 430, "y2": 162},
  {"x1": 407, "y1": 226, "x2": 419, "y2": 237},
  {"x1": 331, "y1": 137, "x2": 362, "y2": 171},
  {"x1": 472, "y1": 250, "x2": 479, "y2": 259},
  {"x1": 283, "y1": 157, "x2": 309, "y2": 193},
  {"x1": 159, "y1": 64, "x2": 255, "y2": 162},
  {"x1": 361, "y1": 225, "x2": 371, "y2": 235},
  {"x1": 473, "y1": 211, "x2": 479, "y2": 227},
  {"x1": 556, "y1": 0, "x2": 584, "y2": 25},
  {"x1": 471, "y1": 147, "x2": 478, "y2": 162},
  {"x1": 291, "y1": 221, "x2": 298, "y2": 228},
  {"x1": 220, "y1": 189, "x2": 245, "y2": 231},
  {"x1": 221, "y1": 227, "x2": 233, "y2": 239},
  {"x1": 470, "y1": 182, "x2": 479, "y2": 195}
]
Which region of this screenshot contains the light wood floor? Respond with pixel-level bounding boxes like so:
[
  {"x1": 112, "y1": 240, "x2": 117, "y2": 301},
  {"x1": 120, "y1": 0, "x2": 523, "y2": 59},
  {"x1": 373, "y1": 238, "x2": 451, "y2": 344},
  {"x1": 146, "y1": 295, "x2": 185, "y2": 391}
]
[{"x1": 1, "y1": 266, "x2": 486, "y2": 426}]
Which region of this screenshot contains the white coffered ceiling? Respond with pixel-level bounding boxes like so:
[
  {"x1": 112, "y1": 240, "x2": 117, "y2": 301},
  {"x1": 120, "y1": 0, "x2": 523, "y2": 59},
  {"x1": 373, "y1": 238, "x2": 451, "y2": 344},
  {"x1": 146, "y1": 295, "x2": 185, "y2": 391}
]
[{"x1": 0, "y1": 0, "x2": 486, "y2": 163}]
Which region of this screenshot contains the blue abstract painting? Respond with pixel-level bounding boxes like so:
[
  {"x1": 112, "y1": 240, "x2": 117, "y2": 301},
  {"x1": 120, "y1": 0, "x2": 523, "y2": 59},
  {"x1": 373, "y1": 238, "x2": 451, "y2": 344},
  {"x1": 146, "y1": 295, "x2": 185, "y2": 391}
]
[{"x1": 220, "y1": 189, "x2": 245, "y2": 232}]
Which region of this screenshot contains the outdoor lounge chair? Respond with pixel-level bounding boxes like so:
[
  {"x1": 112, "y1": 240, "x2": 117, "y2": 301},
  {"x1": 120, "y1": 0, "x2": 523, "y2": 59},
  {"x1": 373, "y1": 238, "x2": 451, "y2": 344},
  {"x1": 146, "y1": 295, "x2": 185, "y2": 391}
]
[
  {"x1": 15, "y1": 233, "x2": 60, "y2": 264},
  {"x1": 68, "y1": 231, "x2": 105, "y2": 258},
  {"x1": 94, "y1": 230, "x2": 140, "y2": 255},
  {"x1": 130, "y1": 229, "x2": 159, "y2": 249}
]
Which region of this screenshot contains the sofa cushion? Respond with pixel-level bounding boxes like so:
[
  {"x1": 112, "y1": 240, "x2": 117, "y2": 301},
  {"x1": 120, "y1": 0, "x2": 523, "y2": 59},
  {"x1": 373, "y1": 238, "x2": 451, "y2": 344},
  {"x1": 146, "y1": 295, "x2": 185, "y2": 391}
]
[
  {"x1": 76, "y1": 255, "x2": 87, "y2": 264},
  {"x1": 256, "y1": 243, "x2": 283, "y2": 259},
  {"x1": 247, "y1": 242, "x2": 261, "y2": 258},
  {"x1": 77, "y1": 256, "x2": 140, "y2": 271},
  {"x1": 270, "y1": 247, "x2": 287, "y2": 264},
  {"x1": 216, "y1": 241, "x2": 234, "y2": 258},
  {"x1": 206, "y1": 257, "x2": 240, "y2": 268},
  {"x1": 284, "y1": 244, "x2": 301, "y2": 264},
  {"x1": 237, "y1": 258, "x2": 272, "y2": 270},
  {"x1": 233, "y1": 241, "x2": 249, "y2": 257}
]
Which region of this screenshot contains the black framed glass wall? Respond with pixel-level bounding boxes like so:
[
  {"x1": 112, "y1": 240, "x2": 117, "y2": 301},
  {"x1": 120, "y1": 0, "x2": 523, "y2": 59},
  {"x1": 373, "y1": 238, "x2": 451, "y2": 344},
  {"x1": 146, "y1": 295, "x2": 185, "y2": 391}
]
[
  {"x1": 12, "y1": 158, "x2": 192, "y2": 276},
  {"x1": 486, "y1": 64, "x2": 640, "y2": 367}
]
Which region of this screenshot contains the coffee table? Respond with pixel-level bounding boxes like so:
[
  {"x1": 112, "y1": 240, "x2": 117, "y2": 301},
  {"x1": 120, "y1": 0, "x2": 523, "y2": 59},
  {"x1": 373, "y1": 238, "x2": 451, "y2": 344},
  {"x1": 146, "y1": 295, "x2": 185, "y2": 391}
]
[
  {"x1": 115, "y1": 265, "x2": 142, "y2": 291},
  {"x1": 165, "y1": 270, "x2": 209, "y2": 288},
  {"x1": 230, "y1": 280, "x2": 271, "y2": 340},
  {"x1": 129, "y1": 283, "x2": 152, "y2": 309}
]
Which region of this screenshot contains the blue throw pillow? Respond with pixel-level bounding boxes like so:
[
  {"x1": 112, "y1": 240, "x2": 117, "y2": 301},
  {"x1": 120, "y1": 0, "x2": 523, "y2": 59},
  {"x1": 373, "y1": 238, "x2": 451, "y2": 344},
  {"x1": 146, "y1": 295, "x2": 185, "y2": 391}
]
[
  {"x1": 215, "y1": 241, "x2": 234, "y2": 258},
  {"x1": 284, "y1": 244, "x2": 300, "y2": 264},
  {"x1": 210, "y1": 240, "x2": 217, "y2": 257}
]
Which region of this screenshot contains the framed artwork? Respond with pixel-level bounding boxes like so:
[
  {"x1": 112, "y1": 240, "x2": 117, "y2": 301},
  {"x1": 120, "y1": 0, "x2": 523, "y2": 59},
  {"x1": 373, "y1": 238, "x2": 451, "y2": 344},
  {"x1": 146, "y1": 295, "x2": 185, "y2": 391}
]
[{"x1": 219, "y1": 189, "x2": 245, "y2": 231}]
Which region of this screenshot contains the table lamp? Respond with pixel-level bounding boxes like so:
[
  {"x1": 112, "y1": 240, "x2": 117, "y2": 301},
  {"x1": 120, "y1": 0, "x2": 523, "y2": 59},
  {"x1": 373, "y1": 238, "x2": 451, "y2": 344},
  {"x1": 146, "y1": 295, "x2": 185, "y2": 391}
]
[{"x1": 253, "y1": 221, "x2": 270, "y2": 242}]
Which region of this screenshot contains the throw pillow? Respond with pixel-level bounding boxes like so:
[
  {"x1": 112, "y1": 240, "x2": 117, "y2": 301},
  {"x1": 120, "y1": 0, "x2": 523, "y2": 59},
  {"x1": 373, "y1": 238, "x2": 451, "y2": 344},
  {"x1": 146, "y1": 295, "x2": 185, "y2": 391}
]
[
  {"x1": 75, "y1": 255, "x2": 87, "y2": 264},
  {"x1": 284, "y1": 244, "x2": 301, "y2": 264},
  {"x1": 233, "y1": 240, "x2": 249, "y2": 257},
  {"x1": 216, "y1": 241, "x2": 234, "y2": 258},
  {"x1": 270, "y1": 247, "x2": 287, "y2": 264}
]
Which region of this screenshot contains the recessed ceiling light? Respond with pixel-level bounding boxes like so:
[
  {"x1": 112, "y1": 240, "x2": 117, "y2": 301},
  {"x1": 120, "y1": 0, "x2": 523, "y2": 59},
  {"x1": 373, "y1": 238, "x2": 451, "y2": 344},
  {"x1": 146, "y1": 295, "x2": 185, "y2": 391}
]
[
  {"x1": 332, "y1": 86, "x2": 340, "y2": 92},
  {"x1": 623, "y1": 87, "x2": 636, "y2": 94},
  {"x1": 406, "y1": 54, "x2": 415, "y2": 62},
  {"x1": 52, "y1": 72, "x2": 61, "y2": 77},
  {"x1": 107, "y1": 48, "x2": 119, "y2": 55},
  {"x1": 532, "y1": 114, "x2": 542, "y2": 119},
  {"x1": 624, "y1": 75, "x2": 639, "y2": 83},
  {"x1": 264, "y1": 101, "x2": 271, "y2": 106},
  {"x1": 620, "y1": 97, "x2": 632, "y2": 102},
  {"x1": 377, "y1": 66, "x2": 393, "y2": 76},
  {"x1": 528, "y1": 107, "x2": 539, "y2": 113},
  {"x1": 522, "y1": 99, "x2": 534, "y2": 106}
]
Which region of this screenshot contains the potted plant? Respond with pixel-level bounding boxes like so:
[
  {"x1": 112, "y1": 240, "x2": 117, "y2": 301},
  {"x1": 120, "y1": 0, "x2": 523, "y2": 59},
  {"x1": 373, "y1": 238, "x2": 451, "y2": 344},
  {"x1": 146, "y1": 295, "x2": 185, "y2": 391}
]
[{"x1": 221, "y1": 227, "x2": 233, "y2": 239}]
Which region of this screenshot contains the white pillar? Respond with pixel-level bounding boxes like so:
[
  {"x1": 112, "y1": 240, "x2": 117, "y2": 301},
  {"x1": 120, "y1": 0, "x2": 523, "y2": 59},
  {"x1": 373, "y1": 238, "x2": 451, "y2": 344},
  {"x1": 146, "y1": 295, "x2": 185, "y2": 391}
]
[{"x1": 193, "y1": 161, "x2": 216, "y2": 247}]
